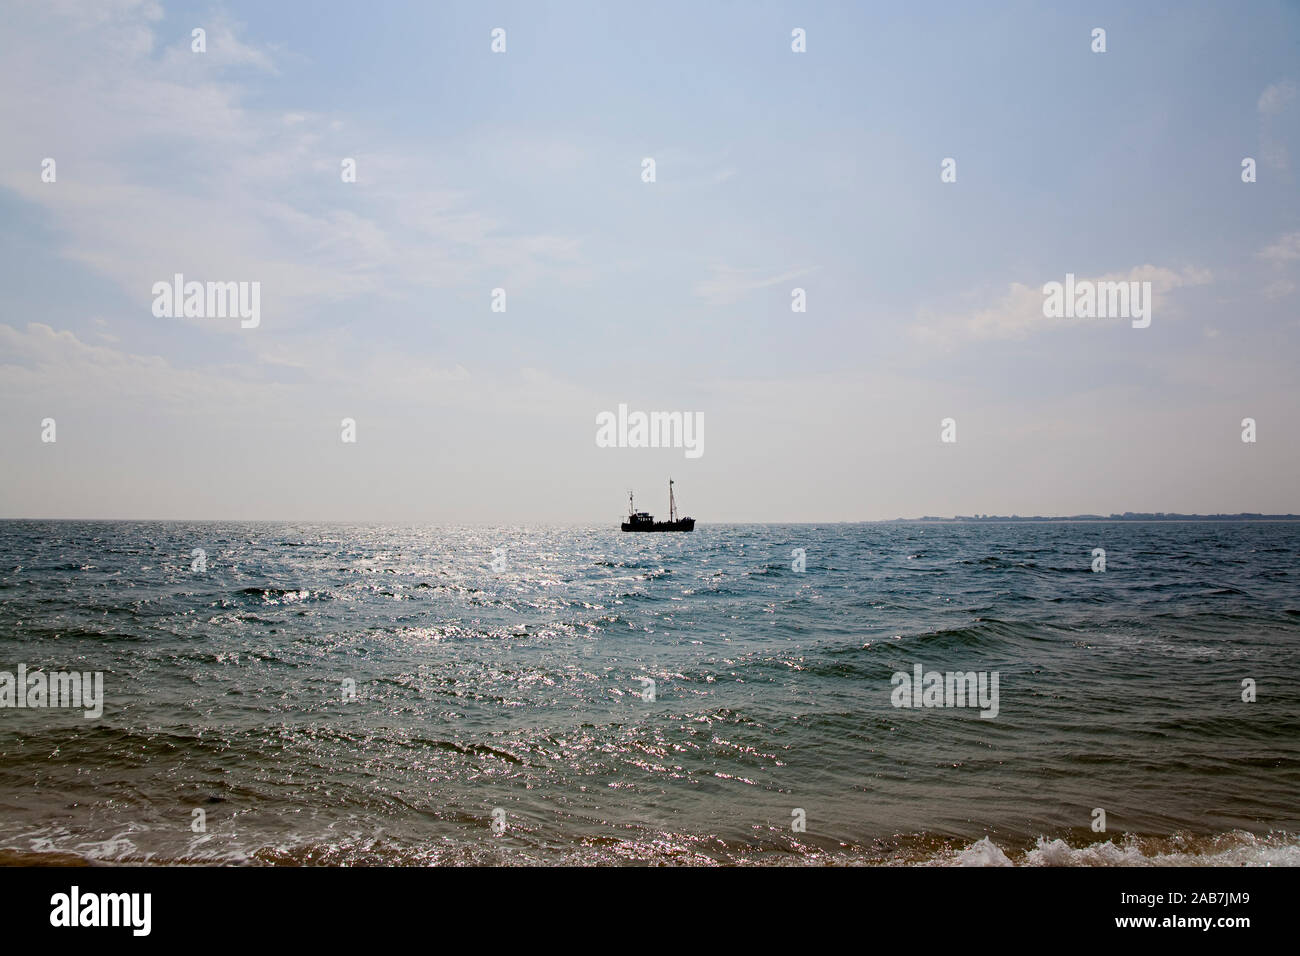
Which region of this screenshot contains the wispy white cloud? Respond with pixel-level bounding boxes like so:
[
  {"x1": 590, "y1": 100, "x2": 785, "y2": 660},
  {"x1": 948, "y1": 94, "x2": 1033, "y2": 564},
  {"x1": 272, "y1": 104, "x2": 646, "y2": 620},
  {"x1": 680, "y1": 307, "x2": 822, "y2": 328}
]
[
  {"x1": 0, "y1": 0, "x2": 589, "y2": 334},
  {"x1": 1259, "y1": 232, "x2": 1300, "y2": 263},
  {"x1": 1257, "y1": 79, "x2": 1297, "y2": 170},
  {"x1": 1257, "y1": 232, "x2": 1300, "y2": 305},
  {"x1": 1258, "y1": 79, "x2": 1297, "y2": 115},
  {"x1": 693, "y1": 264, "x2": 818, "y2": 306}
]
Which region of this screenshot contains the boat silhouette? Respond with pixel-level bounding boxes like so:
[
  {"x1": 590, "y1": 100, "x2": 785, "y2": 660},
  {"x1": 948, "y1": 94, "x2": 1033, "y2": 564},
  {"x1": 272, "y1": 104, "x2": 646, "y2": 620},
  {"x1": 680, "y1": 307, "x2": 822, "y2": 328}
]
[{"x1": 621, "y1": 479, "x2": 695, "y2": 532}]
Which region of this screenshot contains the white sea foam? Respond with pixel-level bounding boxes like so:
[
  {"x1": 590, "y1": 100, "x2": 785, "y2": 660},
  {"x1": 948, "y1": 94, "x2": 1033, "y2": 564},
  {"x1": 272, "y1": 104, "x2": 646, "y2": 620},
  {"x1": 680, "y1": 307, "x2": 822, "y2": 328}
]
[{"x1": 929, "y1": 831, "x2": 1300, "y2": 867}]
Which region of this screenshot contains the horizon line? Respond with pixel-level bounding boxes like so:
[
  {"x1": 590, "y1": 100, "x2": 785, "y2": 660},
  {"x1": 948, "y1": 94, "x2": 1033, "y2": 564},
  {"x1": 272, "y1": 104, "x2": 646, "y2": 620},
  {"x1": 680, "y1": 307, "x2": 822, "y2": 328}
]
[{"x1": 3, "y1": 513, "x2": 1300, "y2": 525}]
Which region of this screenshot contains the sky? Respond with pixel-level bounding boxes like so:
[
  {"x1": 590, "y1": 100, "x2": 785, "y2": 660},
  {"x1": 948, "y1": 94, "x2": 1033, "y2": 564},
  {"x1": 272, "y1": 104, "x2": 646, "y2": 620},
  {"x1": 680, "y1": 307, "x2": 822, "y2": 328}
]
[{"x1": 0, "y1": 0, "x2": 1297, "y2": 522}]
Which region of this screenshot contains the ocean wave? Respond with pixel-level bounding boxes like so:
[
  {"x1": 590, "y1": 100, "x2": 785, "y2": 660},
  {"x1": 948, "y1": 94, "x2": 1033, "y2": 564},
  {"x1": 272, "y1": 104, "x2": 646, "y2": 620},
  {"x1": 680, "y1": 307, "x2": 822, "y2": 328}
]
[
  {"x1": 924, "y1": 831, "x2": 1300, "y2": 867},
  {"x1": 2, "y1": 828, "x2": 1296, "y2": 867}
]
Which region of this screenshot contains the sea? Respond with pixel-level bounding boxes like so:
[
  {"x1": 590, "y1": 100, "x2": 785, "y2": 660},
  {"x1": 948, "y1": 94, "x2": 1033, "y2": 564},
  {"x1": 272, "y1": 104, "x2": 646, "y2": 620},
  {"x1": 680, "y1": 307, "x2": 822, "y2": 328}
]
[{"x1": 1, "y1": 520, "x2": 1297, "y2": 866}]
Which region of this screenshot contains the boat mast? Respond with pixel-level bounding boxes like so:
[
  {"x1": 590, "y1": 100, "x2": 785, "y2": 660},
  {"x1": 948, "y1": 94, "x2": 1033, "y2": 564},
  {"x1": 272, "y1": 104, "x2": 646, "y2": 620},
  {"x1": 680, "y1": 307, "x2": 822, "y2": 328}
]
[
  {"x1": 629, "y1": 490, "x2": 634, "y2": 515},
  {"x1": 669, "y1": 478, "x2": 676, "y2": 522}
]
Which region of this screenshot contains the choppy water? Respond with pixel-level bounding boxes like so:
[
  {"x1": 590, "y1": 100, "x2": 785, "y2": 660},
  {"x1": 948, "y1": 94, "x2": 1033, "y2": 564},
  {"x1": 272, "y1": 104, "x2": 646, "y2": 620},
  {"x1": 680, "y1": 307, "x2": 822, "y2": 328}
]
[{"x1": 1, "y1": 520, "x2": 1298, "y2": 866}]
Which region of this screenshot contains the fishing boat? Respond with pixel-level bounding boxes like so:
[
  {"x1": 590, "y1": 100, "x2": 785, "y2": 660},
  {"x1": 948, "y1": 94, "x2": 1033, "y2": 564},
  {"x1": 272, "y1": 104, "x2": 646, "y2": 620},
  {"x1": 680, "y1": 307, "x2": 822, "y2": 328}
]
[{"x1": 621, "y1": 480, "x2": 695, "y2": 532}]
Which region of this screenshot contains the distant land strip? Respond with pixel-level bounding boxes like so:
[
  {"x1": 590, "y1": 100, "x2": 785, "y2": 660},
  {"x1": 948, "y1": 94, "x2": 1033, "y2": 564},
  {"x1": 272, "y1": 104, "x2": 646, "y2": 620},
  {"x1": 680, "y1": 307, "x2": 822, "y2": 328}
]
[{"x1": 890, "y1": 513, "x2": 1300, "y2": 522}]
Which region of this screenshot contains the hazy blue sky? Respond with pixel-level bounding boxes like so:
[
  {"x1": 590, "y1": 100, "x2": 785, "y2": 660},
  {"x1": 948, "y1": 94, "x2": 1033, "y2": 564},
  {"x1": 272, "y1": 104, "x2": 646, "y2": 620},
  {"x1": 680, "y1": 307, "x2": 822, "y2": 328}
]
[{"x1": 1, "y1": 0, "x2": 1297, "y2": 521}]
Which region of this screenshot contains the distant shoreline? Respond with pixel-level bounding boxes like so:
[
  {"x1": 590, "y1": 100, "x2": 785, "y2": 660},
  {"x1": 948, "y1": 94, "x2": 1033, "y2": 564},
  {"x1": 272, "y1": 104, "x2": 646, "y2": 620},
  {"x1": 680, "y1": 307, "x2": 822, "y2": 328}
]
[{"x1": 891, "y1": 513, "x2": 1300, "y2": 523}]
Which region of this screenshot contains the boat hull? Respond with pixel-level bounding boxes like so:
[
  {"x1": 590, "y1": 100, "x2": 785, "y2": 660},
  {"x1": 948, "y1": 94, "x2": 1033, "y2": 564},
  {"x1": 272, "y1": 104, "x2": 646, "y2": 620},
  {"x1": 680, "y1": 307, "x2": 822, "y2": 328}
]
[{"x1": 621, "y1": 519, "x2": 695, "y2": 532}]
